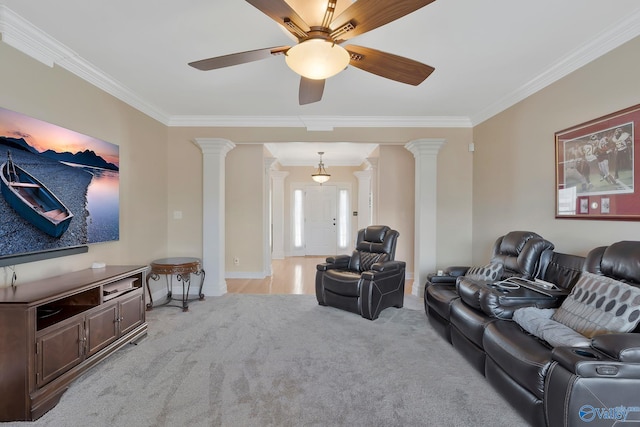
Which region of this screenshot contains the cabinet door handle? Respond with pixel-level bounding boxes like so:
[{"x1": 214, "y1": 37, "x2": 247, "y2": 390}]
[{"x1": 80, "y1": 336, "x2": 87, "y2": 356}]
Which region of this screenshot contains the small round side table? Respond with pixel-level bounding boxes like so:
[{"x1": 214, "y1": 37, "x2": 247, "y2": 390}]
[{"x1": 145, "y1": 257, "x2": 205, "y2": 312}]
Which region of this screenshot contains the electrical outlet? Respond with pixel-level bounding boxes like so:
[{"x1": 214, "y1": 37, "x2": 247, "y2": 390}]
[{"x1": 233, "y1": 257, "x2": 240, "y2": 266}]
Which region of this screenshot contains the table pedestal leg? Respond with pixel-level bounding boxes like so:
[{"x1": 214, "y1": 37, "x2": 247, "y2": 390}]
[
  {"x1": 145, "y1": 273, "x2": 160, "y2": 311},
  {"x1": 176, "y1": 273, "x2": 191, "y2": 312},
  {"x1": 194, "y1": 269, "x2": 206, "y2": 300}
]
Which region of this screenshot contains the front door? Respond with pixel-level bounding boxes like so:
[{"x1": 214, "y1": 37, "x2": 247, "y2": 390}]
[{"x1": 304, "y1": 185, "x2": 337, "y2": 255}]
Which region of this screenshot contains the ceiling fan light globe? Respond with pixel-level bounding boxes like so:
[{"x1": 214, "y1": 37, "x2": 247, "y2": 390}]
[{"x1": 286, "y1": 39, "x2": 350, "y2": 80}]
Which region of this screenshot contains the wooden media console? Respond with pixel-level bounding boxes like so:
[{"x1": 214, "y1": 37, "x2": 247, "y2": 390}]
[{"x1": 0, "y1": 265, "x2": 148, "y2": 421}]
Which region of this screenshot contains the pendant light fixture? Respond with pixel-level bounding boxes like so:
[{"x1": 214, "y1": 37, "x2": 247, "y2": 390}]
[{"x1": 311, "y1": 151, "x2": 331, "y2": 184}]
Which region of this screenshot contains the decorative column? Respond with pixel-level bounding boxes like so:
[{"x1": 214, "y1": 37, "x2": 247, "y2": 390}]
[
  {"x1": 262, "y1": 157, "x2": 278, "y2": 277},
  {"x1": 262, "y1": 158, "x2": 276, "y2": 277},
  {"x1": 365, "y1": 157, "x2": 379, "y2": 224},
  {"x1": 405, "y1": 138, "x2": 446, "y2": 297},
  {"x1": 270, "y1": 170, "x2": 289, "y2": 260},
  {"x1": 353, "y1": 170, "x2": 372, "y2": 230},
  {"x1": 192, "y1": 138, "x2": 235, "y2": 296}
]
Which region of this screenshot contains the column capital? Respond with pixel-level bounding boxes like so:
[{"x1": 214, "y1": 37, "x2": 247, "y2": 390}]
[
  {"x1": 270, "y1": 170, "x2": 289, "y2": 180},
  {"x1": 193, "y1": 138, "x2": 235, "y2": 156},
  {"x1": 365, "y1": 157, "x2": 379, "y2": 170},
  {"x1": 353, "y1": 170, "x2": 372, "y2": 180},
  {"x1": 405, "y1": 138, "x2": 446, "y2": 157},
  {"x1": 264, "y1": 157, "x2": 277, "y2": 170}
]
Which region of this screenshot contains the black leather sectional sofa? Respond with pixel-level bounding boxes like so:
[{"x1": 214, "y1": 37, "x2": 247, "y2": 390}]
[{"x1": 425, "y1": 232, "x2": 640, "y2": 426}]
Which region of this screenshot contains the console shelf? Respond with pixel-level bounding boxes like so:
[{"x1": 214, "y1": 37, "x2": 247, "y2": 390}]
[{"x1": 0, "y1": 265, "x2": 148, "y2": 421}]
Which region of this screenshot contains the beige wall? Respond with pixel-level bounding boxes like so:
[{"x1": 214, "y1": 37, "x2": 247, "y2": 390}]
[
  {"x1": 472, "y1": 36, "x2": 640, "y2": 261},
  {"x1": 1, "y1": 40, "x2": 475, "y2": 286},
  {"x1": 226, "y1": 144, "x2": 265, "y2": 273},
  {"x1": 429, "y1": 129, "x2": 475, "y2": 268},
  {"x1": 377, "y1": 145, "x2": 414, "y2": 268},
  {"x1": 6, "y1": 29, "x2": 638, "y2": 287},
  {"x1": 0, "y1": 43, "x2": 168, "y2": 285},
  {"x1": 165, "y1": 128, "x2": 474, "y2": 280}
]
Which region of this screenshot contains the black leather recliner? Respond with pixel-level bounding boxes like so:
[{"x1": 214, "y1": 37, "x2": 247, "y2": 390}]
[
  {"x1": 316, "y1": 225, "x2": 405, "y2": 320},
  {"x1": 543, "y1": 241, "x2": 640, "y2": 426},
  {"x1": 480, "y1": 251, "x2": 586, "y2": 426},
  {"x1": 425, "y1": 231, "x2": 555, "y2": 344},
  {"x1": 479, "y1": 242, "x2": 640, "y2": 426},
  {"x1": 450, "y1": 232, "x2": 556, "y2": 373},
  {"x1": 425, "y1": 237, "x2": 640, "y2": 426}
]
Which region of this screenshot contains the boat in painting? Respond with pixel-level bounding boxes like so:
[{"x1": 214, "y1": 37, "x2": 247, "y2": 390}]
[{"x1": 0, "y1": 152, "x2": 73, "y2": 238}]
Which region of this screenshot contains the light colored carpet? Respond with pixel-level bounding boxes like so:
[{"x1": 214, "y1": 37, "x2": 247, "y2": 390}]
[{"x1": 9, "y1": 294, "x2": 526, "y2": 426}]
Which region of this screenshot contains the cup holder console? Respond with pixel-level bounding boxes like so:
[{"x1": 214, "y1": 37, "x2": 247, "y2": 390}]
[{"x1": 573, "y1": 349, "x2": 599, "y2": 359}]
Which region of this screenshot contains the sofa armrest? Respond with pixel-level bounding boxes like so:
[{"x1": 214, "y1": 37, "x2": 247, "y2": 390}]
[
  {"x1": 440, "y1": 266, "x2": 471, "y2": 278},
  {"x1": 592, "y1": 333, "x2": 640, "y2": 363},
  {"x1": 546, "y1": 343, "x2": 640, "y2": 427},
  {"x1": 446, "y1": 266, "x2": 470, "y2": 277},
  {"x1": 317, "y1": 255, "x2": 350, "y2": 271},
  {"x1": 428, "y1": 275, "x2": 457, "y2": 284},
  {"x1": 455, "y1": 276, "x2": 487, "y2": 310},
  {"x1": 371, "y1": 260, "x2": 405, "y2": 272},
  {"x1": 426, "y1": 266, "x2": 470, "y2": 284},
  {"x1": 362, "y1": 261, "x2": 406, "y2": 280},
  {"x1": 552, "y1": 344, "x2": 640, "y2": 379}
]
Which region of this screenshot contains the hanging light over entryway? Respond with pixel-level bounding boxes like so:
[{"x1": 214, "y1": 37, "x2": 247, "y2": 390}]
[{"x1": 311, "y1": 151, "x2": 330, "y2": 184}]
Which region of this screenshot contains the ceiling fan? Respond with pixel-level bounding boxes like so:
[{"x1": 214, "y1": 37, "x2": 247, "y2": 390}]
[{"x1": 188, "y1": 0, "x2": 437, "y2": 105}]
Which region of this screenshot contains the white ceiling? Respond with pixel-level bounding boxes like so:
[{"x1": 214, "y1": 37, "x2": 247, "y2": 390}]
[
  {"x1": 265, "y1": 142, "x2": 378, "y2": 166},
  {"x1": 1, "y1": 0, "x2": 640, "y2": 165}
]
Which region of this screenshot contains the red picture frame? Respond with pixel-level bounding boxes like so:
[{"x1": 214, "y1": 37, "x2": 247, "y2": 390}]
[{"x1": 555, "y1": 104, "x2": 639, "y2": 220}]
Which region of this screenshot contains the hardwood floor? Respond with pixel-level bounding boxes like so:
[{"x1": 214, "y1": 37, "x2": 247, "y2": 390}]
[{"x1": 226, "y1": 256, "x2": 414, "y2": 296}]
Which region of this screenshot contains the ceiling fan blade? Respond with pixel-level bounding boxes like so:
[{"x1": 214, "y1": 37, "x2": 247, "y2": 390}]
[
  {"x1": 188, "y1": 46, "x2": 289, "y2": 71},
  {"x1": 330, "y1": 0, "x2": 436, "y2": 42},
  {"x1": 245, "y1": 0, "x2": 310, "y2": 40},
  {"x1": 346, "y1": 45, "x2": 434, "y2": 86},
  {"x1": 299, "y1": 77, "x2": 325, "y2": 105}
]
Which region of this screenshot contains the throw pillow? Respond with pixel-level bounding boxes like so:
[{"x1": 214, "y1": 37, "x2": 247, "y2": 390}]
[
  {"x1": 465, "y1": 263, "x2": 504, "y2": 282},
  {"x1": 513, "y1": 307, "x2": 592, "y2": 347},
  {"x1": 551, "y1": 272, "x2": 640, "y2": 338}
]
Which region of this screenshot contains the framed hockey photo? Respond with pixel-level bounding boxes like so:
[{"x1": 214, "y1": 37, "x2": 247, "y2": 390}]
[{"x1": 555, "y1": 104, "x2": 640, "y2": 220}]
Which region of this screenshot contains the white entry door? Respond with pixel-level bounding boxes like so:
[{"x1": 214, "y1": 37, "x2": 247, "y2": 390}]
[{"x1": 304, "y1": 185, "x2": 337, "y2": 255}]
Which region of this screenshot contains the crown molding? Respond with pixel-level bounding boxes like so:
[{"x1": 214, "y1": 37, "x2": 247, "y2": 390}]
[
  {"x1": 0, "y1": 6, "x2": 472, "y2": 130},
  {"x1": 470, "y1": 7, "x2": 640, "y2": 126},
  {"x1": 0, "y1": 5, "x2": 171, "y2": 124},
  {"x1": 166, "y1": 115, "x2": 473, "y2": 129},
  {"x1": 3, "y1": 5, "x2": 640, "y2": 130}
]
